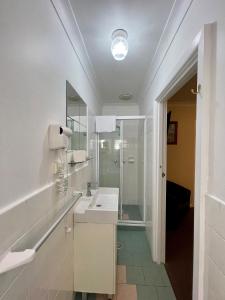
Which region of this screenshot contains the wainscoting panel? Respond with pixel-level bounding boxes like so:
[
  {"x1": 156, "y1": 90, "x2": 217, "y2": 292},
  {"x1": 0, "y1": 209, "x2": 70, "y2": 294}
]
[{"x1": 205, "y1": 194, "x2": 225, "y2": 299}]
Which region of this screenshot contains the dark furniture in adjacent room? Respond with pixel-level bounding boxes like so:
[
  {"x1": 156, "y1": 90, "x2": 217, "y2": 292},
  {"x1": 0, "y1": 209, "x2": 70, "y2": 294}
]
[{"x1": 166, "y1": 180, "x2": 191, "y2": 229}]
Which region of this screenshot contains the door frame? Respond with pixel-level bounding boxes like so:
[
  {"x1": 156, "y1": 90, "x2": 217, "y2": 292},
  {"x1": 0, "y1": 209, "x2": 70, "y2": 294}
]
[
  {"x1": 97, "y1": 116, "x2": 147, "y2": 226},
  {"x1": 152, "y1": 23, "x2": 215, "y2": 300}
]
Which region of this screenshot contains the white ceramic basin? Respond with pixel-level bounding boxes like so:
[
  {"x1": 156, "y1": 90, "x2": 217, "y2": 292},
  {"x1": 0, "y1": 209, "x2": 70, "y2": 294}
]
[{"x1": 74, "y1": 187, "x2": 119, "y2": 224}]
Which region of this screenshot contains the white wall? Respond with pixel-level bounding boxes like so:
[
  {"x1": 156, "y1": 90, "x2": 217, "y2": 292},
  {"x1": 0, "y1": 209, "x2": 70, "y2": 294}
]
[
  {"x1": 141, "y1": 0, "x2": 225, "y2": 298},
  {"x1": 0, "y1": 0, "x2": 101, "y2": 210},
  {"x1": 0, "y1": 0, "x2": 101, "y2": 298},
  {"x1": 102, "y1": 103, "x2": 140, "y2": 116}
]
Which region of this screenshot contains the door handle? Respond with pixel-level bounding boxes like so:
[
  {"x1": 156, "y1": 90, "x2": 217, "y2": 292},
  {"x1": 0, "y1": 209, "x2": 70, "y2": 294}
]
[{"x1": 162, "y1": 172, "x2": 166, "y2": 178}]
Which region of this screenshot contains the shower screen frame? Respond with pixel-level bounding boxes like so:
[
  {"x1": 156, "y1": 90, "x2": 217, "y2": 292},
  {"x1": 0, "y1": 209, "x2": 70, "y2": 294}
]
[{"x1": 97, "y1": 116, "x2": 147, "y2": 226}]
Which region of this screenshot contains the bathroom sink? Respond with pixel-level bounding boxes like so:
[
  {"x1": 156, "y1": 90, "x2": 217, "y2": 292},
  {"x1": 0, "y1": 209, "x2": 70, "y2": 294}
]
[{"x1": 74, "y1": 187, "x2": 119, "y2": 224}]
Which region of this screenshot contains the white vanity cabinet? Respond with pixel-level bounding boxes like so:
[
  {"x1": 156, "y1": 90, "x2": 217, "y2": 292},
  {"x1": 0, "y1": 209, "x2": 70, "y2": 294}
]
[
  {"x1": 73, "y1": 188, "x2": 119, "y2": 296},
  {"x1": 50, "y1": 205, "x2": 74, "y2": 300},
  {"x1": 74, "y1": 223, "x2": 117, "y2": 294}
]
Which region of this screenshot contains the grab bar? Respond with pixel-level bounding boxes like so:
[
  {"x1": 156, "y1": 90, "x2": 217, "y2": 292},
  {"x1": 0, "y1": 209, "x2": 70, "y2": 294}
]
[{"x1": 0, "y1": 192, "x2": 82, "y2": 275}]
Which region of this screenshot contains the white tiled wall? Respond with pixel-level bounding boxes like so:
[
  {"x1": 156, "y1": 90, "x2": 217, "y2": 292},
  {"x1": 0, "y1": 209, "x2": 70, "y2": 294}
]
[
  {"x1": 0, "y1": 166, "x2": 90, "y2": 300},
  {"x1": 0, "y1": 106, "x2": 97, "y2": 299},
  {"x1": 0, "y1": 0, "x2": 99, "y2": 298},
  {"x1": 0, "y1": 200, "x2": 75, "y2": 300},
  {"x1": 205, "y1": 194, "x2": 225, "y2": 299}
]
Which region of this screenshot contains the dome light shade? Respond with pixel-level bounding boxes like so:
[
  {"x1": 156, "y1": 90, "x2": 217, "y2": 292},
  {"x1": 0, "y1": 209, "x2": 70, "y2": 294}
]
[{"x1": 111, "y1": 29, "x2": 128, "y2": 61}]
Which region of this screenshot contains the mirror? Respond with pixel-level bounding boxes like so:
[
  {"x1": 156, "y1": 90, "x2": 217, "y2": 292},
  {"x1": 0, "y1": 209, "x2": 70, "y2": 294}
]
[{"x1": 66, "y1": 81, "x2": 87, "y2": 152}]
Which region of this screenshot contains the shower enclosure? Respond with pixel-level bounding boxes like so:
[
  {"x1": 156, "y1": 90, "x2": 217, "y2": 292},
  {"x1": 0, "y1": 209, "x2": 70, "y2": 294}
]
[{"x1": 98, "y1": 116, "x2": 146, "y2": 225}]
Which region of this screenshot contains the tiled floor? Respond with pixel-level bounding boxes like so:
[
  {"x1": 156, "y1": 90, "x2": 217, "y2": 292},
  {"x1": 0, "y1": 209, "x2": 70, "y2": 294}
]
[
  {"x1": 75, "y1": 227, "x2": 176, "y2": 300},
  {"x1": 117, "y1": 228, "x2": 176, "y2": 300}
]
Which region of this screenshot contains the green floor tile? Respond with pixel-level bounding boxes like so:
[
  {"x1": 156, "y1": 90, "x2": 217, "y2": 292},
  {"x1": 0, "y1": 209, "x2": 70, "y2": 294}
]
[
  {"x1": 131, "y1": 252, "x2": 153, "y2": 267},
  {"x1": 88, "y1": 294, "x2": 96, "y2": 300},
  {"x1": 75, "y1": 292, "x2": 81, "y2": 300},
  {"x1": 117, "y1": 251, "x2": 133, "y2": 265},
  {"x1": 142, "y1": 264, "x2": 166, "y2": 286},
  {"x1": 132, "y1": 241, "x2": 150, "y2": 254},
  {"x1": 160, "y1": 265, "x2": 172, "y2": 286},
  {"x1": 127, "y1": 266, "x2": 145, "y2": 284},
  {"x1": 117, "y1": 228, "x2": 175, "y2": 299},
  {"x1": 75, "y1": 293, "x2": 96, "y2": 300},
  {"x1": 117, "y1": 244, "x2": 126, "y2": 256},
  {"x1": 124, "y1": 238, "x2": 150, "y2": 254},
  {"x1": 156, "y1": 286, "x2": 176, "y2": 300},
  {"x1": 117, "y1": 229, "x2": 153, "y2": 267},
  {"x1": 137, "y1": 285, "x2": 158, "y2": 300},
  {"x1": 117, "y1": 229, "x2": 129, "y2": 241},
  {"x1": 120, "y1": 231, "x2": 152, "y2": 256}
]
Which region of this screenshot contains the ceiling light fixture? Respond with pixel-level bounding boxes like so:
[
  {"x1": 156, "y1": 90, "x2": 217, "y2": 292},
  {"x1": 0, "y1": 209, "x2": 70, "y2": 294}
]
[
  {"x1": 119, "y1": 93, "x2": 133, "y2": 100},
  {"x1": 111, "y1": 29, "x2": 128, "y2": 61}
]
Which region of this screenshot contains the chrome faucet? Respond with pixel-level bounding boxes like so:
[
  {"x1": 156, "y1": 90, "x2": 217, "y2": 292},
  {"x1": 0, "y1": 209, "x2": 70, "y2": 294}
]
[{"x1": 86, "y1": 182, "x2": 92, "y2": 197}]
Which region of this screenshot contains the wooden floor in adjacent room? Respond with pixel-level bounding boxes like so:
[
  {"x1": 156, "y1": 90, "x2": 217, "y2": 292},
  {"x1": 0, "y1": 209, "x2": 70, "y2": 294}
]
[{"x1": 165, "y1": 208, "x2": 194, "y2": 300}]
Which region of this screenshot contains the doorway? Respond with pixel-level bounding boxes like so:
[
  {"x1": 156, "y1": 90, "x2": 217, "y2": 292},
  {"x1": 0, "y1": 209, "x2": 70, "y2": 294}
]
[
  {"x1": 98, "y1": 117, "x2": 146, "y2": 225},
  {"x1": 152, "y1": 24, "x2": 214, "y2": 300},
  {"x1": 165, "y1": 75, "x2": 197, "y2": 300}
]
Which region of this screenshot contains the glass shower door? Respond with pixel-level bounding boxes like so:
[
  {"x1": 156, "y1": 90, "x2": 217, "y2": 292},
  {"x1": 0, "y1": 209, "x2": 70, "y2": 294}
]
[
  {"x1": 121, "y1": 119, "x2": 145, "y2": 222},
  {"x1": 99, "y1": 123, "x2": 121, "y2": 188},
  {"x1": 98, "y1": 118, "x2": 145, "y2": 223}
]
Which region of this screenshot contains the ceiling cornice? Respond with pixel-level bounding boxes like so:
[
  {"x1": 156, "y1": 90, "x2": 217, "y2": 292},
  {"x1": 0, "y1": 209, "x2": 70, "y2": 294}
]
[
  {"x1": 67, "y1": 0, "x2": 98, "y2": 82},
  {"x1": 139, "y1": 0, "x2": 194, "y2": 101},
  {"x1": 50, "y1": 0, "x2": 102, "y2": 106}
]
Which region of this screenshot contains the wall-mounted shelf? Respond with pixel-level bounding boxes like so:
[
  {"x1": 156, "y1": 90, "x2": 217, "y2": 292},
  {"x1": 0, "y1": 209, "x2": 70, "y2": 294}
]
[
  {"x1": 68, "y1": 157, "x2": 94, "y2": 166},
  {"x1": 0, "y1": 193, "x2": 82, "y2": 275}
]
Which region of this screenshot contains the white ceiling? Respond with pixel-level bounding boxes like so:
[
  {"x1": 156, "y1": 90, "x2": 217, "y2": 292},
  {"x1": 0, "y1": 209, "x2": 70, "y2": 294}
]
[{"x1": 70, "y1": 0, "x2": 175, "y2": 103}]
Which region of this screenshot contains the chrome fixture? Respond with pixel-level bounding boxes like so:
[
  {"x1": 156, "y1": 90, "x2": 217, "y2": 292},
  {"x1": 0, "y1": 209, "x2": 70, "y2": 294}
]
[{"x1": 86, "y1": 182, "x2": 92, "y2": 197}]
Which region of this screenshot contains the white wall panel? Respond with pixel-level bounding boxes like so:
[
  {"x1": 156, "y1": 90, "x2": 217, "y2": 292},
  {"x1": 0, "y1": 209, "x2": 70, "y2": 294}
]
[
  {"x1": 0, "y1": 0, "x2": 101, "y2": 298},
  {"x1": 0, "y1": 0, "x2": 101, "y2": 209},
  {"x1": 141, "y1": 0, "x2": 225, "y2": 296}
]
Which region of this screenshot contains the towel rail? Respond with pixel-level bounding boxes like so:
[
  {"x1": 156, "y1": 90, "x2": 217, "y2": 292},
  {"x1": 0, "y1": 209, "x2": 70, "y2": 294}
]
[{"x1": 0, "y1": 192, "x2": 82, "y2": 275}]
